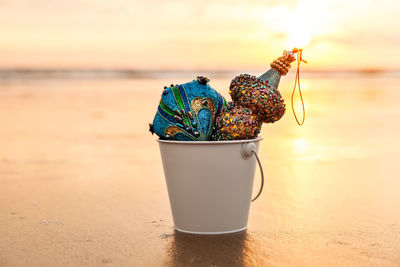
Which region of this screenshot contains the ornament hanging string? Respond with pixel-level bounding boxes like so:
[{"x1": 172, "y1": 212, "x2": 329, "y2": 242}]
[{"x1": 291, "y1": 48, "x2": 307, "y2": 125}]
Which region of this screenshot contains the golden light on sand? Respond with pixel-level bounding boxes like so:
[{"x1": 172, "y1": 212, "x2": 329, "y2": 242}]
[{"x1": 293, "y1": 138, "x2": 309, "y2": 155}]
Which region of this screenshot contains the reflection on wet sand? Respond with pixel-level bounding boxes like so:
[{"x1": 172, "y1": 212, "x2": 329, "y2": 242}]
[{"x1": 165, "y1": 231, "x2": 253, "y2": 266}]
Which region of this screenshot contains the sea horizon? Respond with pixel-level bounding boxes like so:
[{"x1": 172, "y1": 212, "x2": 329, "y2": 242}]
[{"x1": 1, "y1": 67, "x2": 399, "y2": 80}]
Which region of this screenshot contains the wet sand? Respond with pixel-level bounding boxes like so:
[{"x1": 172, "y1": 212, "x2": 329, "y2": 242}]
[{"x1": 1, "y1": 74, "x2": 400, "y2": 266}]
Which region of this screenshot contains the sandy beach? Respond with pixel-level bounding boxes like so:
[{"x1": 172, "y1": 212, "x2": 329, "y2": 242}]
[{"x1": 1, "y1": 73, "x2": 400, "y2": 266}]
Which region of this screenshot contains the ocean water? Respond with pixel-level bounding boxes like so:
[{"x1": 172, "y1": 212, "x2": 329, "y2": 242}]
[{"x1": 0, "y1": 70, "x2": 399, "y2": 266}]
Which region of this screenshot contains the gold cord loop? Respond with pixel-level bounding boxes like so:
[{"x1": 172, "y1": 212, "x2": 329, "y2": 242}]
[{"x1": 291, "y1": 48, "x2": 307, "y2": 126}]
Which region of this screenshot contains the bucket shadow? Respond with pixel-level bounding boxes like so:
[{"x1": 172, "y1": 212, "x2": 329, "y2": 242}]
[{"x1": 165, "y1": 230, "x2": 252, "y2": 266}]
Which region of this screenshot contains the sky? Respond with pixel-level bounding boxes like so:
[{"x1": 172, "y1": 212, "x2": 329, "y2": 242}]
[{"x1": 0, "y1": 0, "x2": 399, "y2": 70}]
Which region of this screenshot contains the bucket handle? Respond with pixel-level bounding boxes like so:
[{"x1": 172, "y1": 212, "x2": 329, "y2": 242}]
[{"x1": 241, "y1": 142, "x2": 264, "y2": 202}]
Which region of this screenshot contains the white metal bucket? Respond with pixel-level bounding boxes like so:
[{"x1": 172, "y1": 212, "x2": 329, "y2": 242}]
[{"x1": 158, "y1": 137, "x2": 264, "y2": 234}]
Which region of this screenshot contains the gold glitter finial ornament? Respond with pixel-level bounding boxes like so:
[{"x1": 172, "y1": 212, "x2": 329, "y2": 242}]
[{"x1": 212, "y1": 48, "x2": 307, "y2": 140}]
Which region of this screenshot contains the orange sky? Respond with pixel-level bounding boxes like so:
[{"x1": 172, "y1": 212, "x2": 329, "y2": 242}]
[{"x1": 0, "y1": 0, "x2": 399, "y2": 70}]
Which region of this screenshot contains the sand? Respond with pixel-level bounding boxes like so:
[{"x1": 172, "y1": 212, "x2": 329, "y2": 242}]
[{"x1": 1, "y1": 74, "x2": 400, "y2": 266}]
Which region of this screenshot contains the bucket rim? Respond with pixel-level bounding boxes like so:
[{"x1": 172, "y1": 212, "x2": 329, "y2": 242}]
[{"x1": 157, "y1": 136, "x2": 263, "y2": 145}]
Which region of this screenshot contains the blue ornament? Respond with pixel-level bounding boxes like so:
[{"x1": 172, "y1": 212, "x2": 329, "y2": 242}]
[{"x1": 150, "y1": 76, "x2": 226, "y2": 141}]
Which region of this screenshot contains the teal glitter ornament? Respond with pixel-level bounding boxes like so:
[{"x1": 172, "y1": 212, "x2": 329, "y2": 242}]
[{"x1": 150, "y1": 76, "x2": 226, "y2": 141}]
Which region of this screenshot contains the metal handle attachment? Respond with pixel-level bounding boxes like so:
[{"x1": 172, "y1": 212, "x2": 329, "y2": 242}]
[{"x1": 241, "y1": 143, "x2": 264, "y2": 202}]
